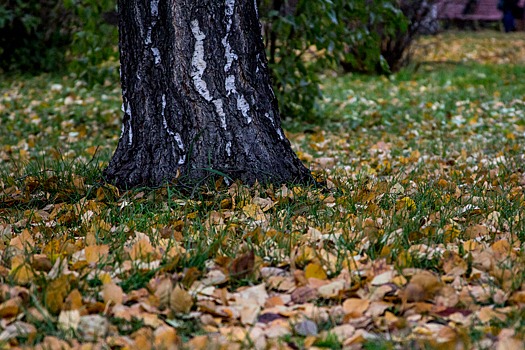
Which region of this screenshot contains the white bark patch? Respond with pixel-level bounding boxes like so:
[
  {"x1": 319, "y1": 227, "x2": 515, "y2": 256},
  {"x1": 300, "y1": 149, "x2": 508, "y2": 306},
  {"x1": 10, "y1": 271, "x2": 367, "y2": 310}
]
[
  {"x1": 162, "y1": 94, "x2": 167, "y2": 114},
  {"x1": 277, "y1": 128, "x2": 284, "y2": 140},
  {"x1": 178, "y1": 155, "x2": 186, "y2": 165},
  {"x1": 265, "y1": 112, "x2": 284, "y2": 140},
  {"x1": 191, "y1": 20, "x2": 212, "y2": 101},
  {"x1": 225, "y1": 75, "x2": 252, "y2": 125},
  {"x1": 225, "y1": 75, "x2": 236, "y2": 96},
  {"x1": 226, "y1": 141, "x2": 232, "y2": 157},
  {"x1": 161, "y1": 95, "x2": 185, "y2": 150},
  {"x1": 128, "y1": 122, "x2": 133, "y2": 145},
  {"x1": 254, "y1": 0, "x2": 259, "y2": 18},
  {"x1": 236, "y1": 95, "x2": 251, "y2": 124},
  {"x1": 223, "y1": 41, "x2": 238, "y2": 73},
  {"x1": 213, "y1": 99, "x2": 227, "y2": 129},
  {"x1": 151, "y1": 47, "x2": 161, "y2": 64},
  {"x1": 151, "y1": 0, "x2": 159, "y2": 17},
  {"x1": 145, "y1": 28, "x2": 152, "y2": 45},
  {"x1": 125, "y1": 102, "x2": 133, "y2": 145},
  {"x1": 222, "y1": 0, "x2": 238, "y2": 72},
  {"x1": 174, "y1": 133, "x2": 184, "y2": 151}
]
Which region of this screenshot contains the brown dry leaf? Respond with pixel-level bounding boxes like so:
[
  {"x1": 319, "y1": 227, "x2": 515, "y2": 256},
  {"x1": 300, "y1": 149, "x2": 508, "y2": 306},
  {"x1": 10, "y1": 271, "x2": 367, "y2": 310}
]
[
  {"x1": 229, "y1": 250, "x2": 255, "y2": 280},
  {"x1": 371, "y1": 270, "x2": 395, "y2": 286},
  {"x1": 9, "y1": 229, "x2": 35, "y2": 251},
  {"x1": 36, "y1": 336, "x2": 73, "y2": 350},
  {"x1": 465, "y1": 224, "x2": 489, "y2": 239},
  {"x1": 170, "y1": 285, "x2": 193, "y2": 314},
  {"x1": 443, "y1": 251, "x2": 467, "y2": 277},
  {"x1": 403, "y1": 271, "x2": 442, "y2": 303},
  {"x1": 497, "y1": 338, "x2": 524, "y2": 350},
  {"x1": 491, "y1": 239, "x2": 512, "y2": 261},
  {"x1": 304, "y1": 263, "x2": 327, "y2": 280},
  {"x1": 291, "y1": 286, "x2": 318, "y2": 304},
  {"x1": 242, "y1": 203, "x2": 264, "y2": 220},
  {"x1": 31, "y1": 254, "x2": 52, "y2": 272},
  {"x1": 343, "y1": 298, "x2": 370, "y2": 318},
  {"x1": 102, "y1": 283, "x2": 124, "y2": 306},
  {"x1": 331, "y1": 324, "x2": 356, "y2": 342},
  {"x1": 0, "y1": 297, "x2": 21, "y2": 318},
  {"x1": 155, "y1": 277, "x2": 173, "y2": 309},
  {"x1": 478, "y1": 306, "x2": 506, "y2": 323},
  {"x1": 85, "y1": 244, "x2": 109, "y2": 264}
]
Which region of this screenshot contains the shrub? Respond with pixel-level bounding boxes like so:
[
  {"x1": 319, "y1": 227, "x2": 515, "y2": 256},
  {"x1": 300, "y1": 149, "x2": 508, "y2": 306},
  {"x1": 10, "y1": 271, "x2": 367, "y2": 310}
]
[
  {"x1": 0, "y1": 0, "x2": 75, "y2": 72},
  {"x1": 342, "y1": 0, "x2": 438, "y2": 74},
  {"x1": 259, "y1": 0, "x2": 408, "y2": 119},
  {"x1": 64, "y1": 0, "x2": 119, "y2": 84},
  {"x1": 0, "y1": 0, "x2": 117, "y2": 80}
]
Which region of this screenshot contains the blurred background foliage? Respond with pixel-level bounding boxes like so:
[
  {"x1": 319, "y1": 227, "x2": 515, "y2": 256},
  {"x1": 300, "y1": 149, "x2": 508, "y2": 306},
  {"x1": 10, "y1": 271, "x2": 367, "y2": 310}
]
[{"x1": 0, "y1": 0, "x2": 436, "y2": 120}]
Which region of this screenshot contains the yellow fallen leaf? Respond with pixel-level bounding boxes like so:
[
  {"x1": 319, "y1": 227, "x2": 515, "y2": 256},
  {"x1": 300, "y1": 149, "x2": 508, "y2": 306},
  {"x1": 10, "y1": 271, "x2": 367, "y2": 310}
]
[
  {"x1": 45, "y1": 275, "x2": 70, "y2": 314},
  {"x1": 64, "y1": 289, "x2": 83, "y2": 310},
  {"x1": 396, "y1": 197, "x2": 416, "y2": 211},
  {"x1": 10, "y1": 256, "x2": 34, "y2": 285},
  {"x1": 304, "y1": 263, "x2": 327, "y2": 280}
]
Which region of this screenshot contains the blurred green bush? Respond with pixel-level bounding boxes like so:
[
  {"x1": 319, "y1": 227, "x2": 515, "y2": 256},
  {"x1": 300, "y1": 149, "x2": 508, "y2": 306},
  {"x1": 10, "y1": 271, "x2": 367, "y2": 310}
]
[
  {"x1": 0, "y1": 0, "x2": 75, "y2": 72},
  {"x1": 0, "y1": 0, "x2": 117, "y2": 82}
]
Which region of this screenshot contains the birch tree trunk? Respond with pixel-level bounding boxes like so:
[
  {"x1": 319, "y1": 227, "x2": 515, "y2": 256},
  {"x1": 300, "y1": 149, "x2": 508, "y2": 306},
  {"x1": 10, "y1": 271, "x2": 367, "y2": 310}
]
[{"x1": 103, "y1": 0, "x2": 312, "y2": 188}]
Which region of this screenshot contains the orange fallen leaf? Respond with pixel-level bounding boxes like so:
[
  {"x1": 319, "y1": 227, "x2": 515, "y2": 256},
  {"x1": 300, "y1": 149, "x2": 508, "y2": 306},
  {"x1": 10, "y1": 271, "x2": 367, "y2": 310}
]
[
  {"x1": 129, "y1": 238, "x2": 154, "y2": 261},
  {"x1": 85, "y1": 244, "x2": 109, "y2": 264},
  {"x1": 154, "y1": 326, "x2": 179, "y2": 350},
  {"x1": 343, "y1": 298, "x2": 370, "y2": 318}
]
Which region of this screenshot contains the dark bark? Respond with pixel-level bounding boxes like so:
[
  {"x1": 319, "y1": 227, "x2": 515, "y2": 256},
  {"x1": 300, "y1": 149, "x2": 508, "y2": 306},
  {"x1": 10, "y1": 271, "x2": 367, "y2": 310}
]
[{"x1": 104, "y1": 0, "x2": 312, "y2": 189}]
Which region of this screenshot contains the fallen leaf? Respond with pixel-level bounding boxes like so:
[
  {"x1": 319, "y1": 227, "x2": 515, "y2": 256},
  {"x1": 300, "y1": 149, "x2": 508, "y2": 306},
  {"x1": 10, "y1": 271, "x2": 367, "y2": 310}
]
[
  {"x1": 343, "y1": 298, "x2": 370, "y2": 318},
  {"x1": 305, "y1": 263, "x2": 327, "y2": 280},
  {"x1": 102, "y1": 283, "x2": 124, "y2": 305},
  {"x1": 170, "y1": 286, "x2": 193, "y2": 314},
  {"x1": 85, "y1": 244, "x2": 109, "y2": 264}
]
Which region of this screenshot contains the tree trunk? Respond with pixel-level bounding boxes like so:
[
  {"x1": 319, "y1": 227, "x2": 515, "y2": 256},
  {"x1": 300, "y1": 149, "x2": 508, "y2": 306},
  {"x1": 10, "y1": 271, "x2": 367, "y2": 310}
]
[{"x1": 103, "y1": 0, "x2": 312, "y2": 189}]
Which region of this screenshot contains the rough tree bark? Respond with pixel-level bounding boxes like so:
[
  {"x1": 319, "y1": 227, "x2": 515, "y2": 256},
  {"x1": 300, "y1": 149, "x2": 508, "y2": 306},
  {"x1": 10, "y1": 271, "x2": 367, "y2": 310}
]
[{"x1": 103, "y1": 0, "x2": 312, "y2": 188}]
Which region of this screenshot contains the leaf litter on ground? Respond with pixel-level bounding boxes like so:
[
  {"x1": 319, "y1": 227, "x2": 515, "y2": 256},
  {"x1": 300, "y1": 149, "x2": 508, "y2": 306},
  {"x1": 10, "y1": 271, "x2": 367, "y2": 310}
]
[{"x1": 0, "y1": 31, "x2": 525, "y2": 349}]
